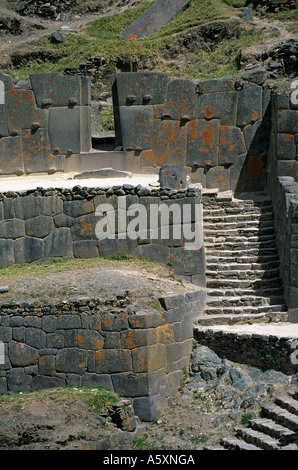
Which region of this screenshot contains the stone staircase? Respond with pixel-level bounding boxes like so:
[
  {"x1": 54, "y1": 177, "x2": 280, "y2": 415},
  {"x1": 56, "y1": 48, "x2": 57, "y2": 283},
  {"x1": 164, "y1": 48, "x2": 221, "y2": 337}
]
[
  {"x1": 205, "y1": 389, "x2": 298, "y2": 450},
  {"x1": 198, "y1": 190, "x2": 288, "y2": 326}
]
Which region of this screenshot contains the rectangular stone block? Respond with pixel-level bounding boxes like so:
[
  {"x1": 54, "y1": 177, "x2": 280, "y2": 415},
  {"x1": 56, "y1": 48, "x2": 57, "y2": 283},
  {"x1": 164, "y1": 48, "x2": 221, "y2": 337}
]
[
  {"x1": 151, "y1": 120, "x2": 188, "y2": 166},
  {"x1": 276, "y1": 133, "x2": 296, "y2": 160},
  {"x1": 94, "y1": 349, "x2": 132, "y2": 374},
  {"x1": 196, "y1": 76, "x2": 235, "y2": 94},
  {"x1": 56, "y1": 348, "x2": 87, "y2": 374},
  {"x1": 186, "y1": 119, "x2": 219, "y2": 168},
  {"x1": 0, "y1": 219, "x2": 25, "y2": 239},
  {"x1": 80, "y1": 105, "x2": 92, "y2": 153},
  {"x1": 44, "y1": 227, "x2": 73, "y2": 257},
  {"x1": 14, "y1": 195, "x2": 42, "y2": 219},
  {"x1": 14, "y1": 236, "x2": 44, "y2": 264},
  {"x1": 237, "y1": 83, "x2": 262, "y2": 127},
  {"x1": 218, "y1": 125, "x2": 246, "y2": 166},
  {"x1": 131, "y1": 344, "x2": 167, "y2": 372},
  {"x1": 198, "y1": 91, "x2": 238, "y2": 126},
  {"x1": 73, "y1": 240, "x2": 99, "y2": 258},
  {"x1": 164, "y1": 79, "x2": 199, "y2": 121},
  {"x1": 48, "y1": 106, "x2": 81, "y2": 155},
  {"x1": 277, "y1": 109, "x2": 298, "y2": 134},
  {"x1": 0, "y1": 104, "x2": 9, "y2": 137},
  {"x1": 0, "y1": 136, "x2": 24, "y2": 175},
  {"x1": 111, "y1": 72, "x2": 169, "y2": 107},
  {"x1": 119, "y1": 105, "x2": 154, "y2": 151},
  {"x1": 206, "y1": 165, "x2": 230, "y2": 191},
  {"x1": 5, "y1": 89, "x2": 47, "y2": 134},
  {"x1": 30, "y1": 72, "x2": 82, "y2": 108},
  {"x1": 22, "y1": 128, "x2": 60, "y2": 174}
]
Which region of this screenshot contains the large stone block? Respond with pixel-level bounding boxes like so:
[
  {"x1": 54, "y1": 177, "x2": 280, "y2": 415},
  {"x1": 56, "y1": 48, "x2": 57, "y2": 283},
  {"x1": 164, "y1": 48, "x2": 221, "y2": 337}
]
[
  {"x1": 48, "y1": 106, "x2": 81, "y2": 155},
  {"x1": 186, "y1": 119, "x2": 219, "y2": 168},
  {"x1": 218, "y1": 126, "x2": 246, "y2": 166},
  {"x1": 206, "y1": 166, "x2": 230, "y2": 191},
  {"x1": 277, "y1": 109, "x2": 298, "y2": 134},
  {"x1": 198, "y1": 91, "x2": 238, "y2": 125},
  {"x1": 93, "y1": 349, "x2": 132, "y2": 374},
  {"x1": 0, "y1": 219, "x2": 25, "y2": 239},
  {"x1": 80, "y1": 105, "x2": 92, "y2": 153},
  {"x1": 73, "y1": 240, "x2": 99, "y2": 258},
  {"x1": 5, "y1": 89, "x2": 47, "y2": 134},
  {"x1": 44, "y1": 227, "x2": 73, "y2": 257},
  {"x1": 14, "y1": 195, "x2": 41, "y2": 219},
  {"x1": 22, "y1": 128, "x2": 61, "y2": 174},
  {"x1": 14, "y1": 236, "x2": 44, "y2": 264},
  {"x1": 0, "y1": 73, "x2": 14, "y2": 92},
  {"x1": 6, "y1": 368, "x2": 32, "y2": 392},
  {"x1": 63, "y1": 199, "x2": 94, "y2": 218},
  {"x1": 30, "y1": 72, "x2": 83, "y2": 108},
  {"x1": 56, "y1": 348, "x2": 87, "y2": 374},
  {"x1": 9, "y1": 341, "x2": 39, "y2": 367},
  {"x1": 196, "y1": 76, "x2": 235, "y2": 94},
  {"x1": 0, "y1": 239, "x2": 14, "y2": 266},
  {"x1": 151, "y1": 120, "x2": 188, "y2": 166},
  {"x1": 164, "y1": 79, "x2": 199, "y2": 121},
  {"x1": 237, "y1": 83, "x2": 262, "y2": 127},
  {"x1": 0, "y1": 136, "x2": 24, "y2": 175},
  {"x1": 276, "y1": 133, "x2": 296, "y2": 160},
  {"x1": 111, "y1": 72, "x2": 169, "y2": 107},
  {"x1": 277, "y1": 160, "x2": 298, "y2": 179},
  {"x1": 70, "y1": 213, "x2": 97, "y2": 241},
  {"x1": 0, "y1": 104, "x2": 9, "y2": 137},
  {"x1": 159, "y1": 165, "x2": 188, "y2": 189},
  {"x1": 119, "y1": 105, "x2": 154, "y2": 151},
  {"x1": 119, "y1": 0, "x2": 191, "y2": 39}
]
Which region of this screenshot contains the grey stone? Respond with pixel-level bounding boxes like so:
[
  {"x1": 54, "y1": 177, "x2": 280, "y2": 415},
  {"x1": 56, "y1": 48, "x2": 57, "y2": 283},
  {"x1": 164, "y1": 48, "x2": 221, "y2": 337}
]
[
  {"x1": 119, "y1": 105, "x2": 153, "y2": 151},
  {"x1": 0, "y1": 136, "x2": 24, "y2": 176},
  {"x1": 191, "y1": 346, "x2": 222, "y2": 373},
  {"x1": 25, "y1": 327, "x2": 46, "y2": 349},
  {"x1": 40, "y1": 195, "x2": 63, "y2": 216},
  {"x1": 7, "y1": 368, "x2": 32, "y2": 392},
  {"x1": 132, "y1": 395, "x2": 165, "y2": 421},
  {"x1": 0, "y1": 377, "x2": 7, "y2": 394},
  {"x1": 218, "y1": 126, "x2": 246, "y2": 166},
  {"x1": 237, "y1": 83, "x2": 262, "y2": 127},
  {"x1": 0, "y1": 239, "x2": 14, "y2": 266},
  {"x1": 25, "y1": 215, "x2": 55, "y2": 238},
  {"x1": 5, "y1": 89, "x2": 48, "y2": 134},
  {"x1": 164, "y1": 79, "x2": 198, "y2": 121},
  {"x1": 14, "y1": 195, "x2": 41, "y2": 219},
  {"x1": 276, "y1": 133, "x2": 296, "y2": 160},
  {"x1": 198, "y1": 91, "x2": 238, "y2": 125},
  {"x1": 277, "y1": 109, "x2": 298, "y2": 134},
  {"x1": 82, "y1": 373, "x2": 113, "y2": 390},
  {"x1": 48, "y1": 106, "x2": 81, "y2": 154},
  {"x1": 0, "y1": 219, "x2": 25, "y2": 239},
  {"x1": 41, "y1": 315, "x2": 57, "y2": 333},
  {"x1": 31, "y1": 375, "x2": 66, "y2": 391},
  {"x1": 54, "y1": 213, "x2": 74, "y2": 228},
  {"x1": 9, "y1": 341, "x2": 39, "y2": 366},
  {"x1": 30, "y1": 72, "x2": 82, "y2": 108},
  {"x1": 50, "y1": 31, "x2": 67, "y2": 44},
  {"x1": 22, "y1": 128, "x2": 59, "y2": 174},
  {"x1": 74, "y1": 168, "x2": 133, "y2": 179},
  {"x1": 186, "y1": 119, "x2": 219, "y2": 168},
  {"x1": 159, "y1": 165, "x2": 188, "y2": 190},
  {"x1": 111, "y1": 72, "x2": 169, "y2": 107},
  {"x1": 196, "y1": 77, "x2": 235, "y2": 94},
  {"x1": 44, "y1": 228, "x2": 73, "y2": 257},
  {"x1": 73, "y1": 240, "x2": 99, "y2": 258},
  {"x1": 14, "y1": 236, "x2": 44, "y2": 264},
  {"x1": 56, "y1": 348, "x2": 87, "y2": 374}
]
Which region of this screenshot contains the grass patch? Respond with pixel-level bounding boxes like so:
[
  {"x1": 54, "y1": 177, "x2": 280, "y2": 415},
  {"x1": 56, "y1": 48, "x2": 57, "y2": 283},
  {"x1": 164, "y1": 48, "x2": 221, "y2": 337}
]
[
  {"x1": 0, "y1": 386, "x2": 119, "y2": 414},
  {"x1": 8, "y1": 0, "x2": 266, "y2": 83},
  {"x1": 100, "y1": 106, "x2": 115, "y2": 131}
]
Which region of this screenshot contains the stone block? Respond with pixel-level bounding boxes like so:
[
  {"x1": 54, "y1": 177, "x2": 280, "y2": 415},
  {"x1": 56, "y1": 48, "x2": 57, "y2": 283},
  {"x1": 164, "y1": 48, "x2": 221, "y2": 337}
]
[
  {"x1": 14, "y1": 195, "x2": 41, "y2": 219},
  {"x1": 31, "y1": 375, "x2": 66, "y2": 391},
  {"x1": 14, "y1": 236, "x2": 44, "y2": 264},
  {"x1": 206, "y1": 166, "x2": 230, "y2": 191},
  {"x1": 132, "y1": 395, "x2": 166, "y2": 421},
  {"x1": 196, "y1": 76, "x2": 235, "y2": 94},
  {"x1": 159, "y1": 165, "x2": 188, "y2": 189},
  {"x1": 237, "y1": 83, "x2": 262, "y2": 127},
  {"x1": 73, "y1": 240, "x2": 99, "y2": 258},
  {"x1": 277, "y1": 161, "x2": 298, "y2": 179},
  {"x1": 186, "y1": 119, "x2": 219, "y2": 168},
  {"x1": 93, "y1": 349, "x2": 132, "y2": 374},
  {"x1": 119, "y1": 105, "x2": 154, "y2": 151},
  {"x1": 80, "y1": 105, "x2": 92, "y2": 153},
  {"x1": 0, "y1": 239, "x2": 14, "y2": 266},
  {"x1": 22, "y1": 128, "x2": 60, "y2": 174},
  {"x1": 119, "y1": 0, "x2": 191, "y2": 39},
  {"x1": 5, "y1": 89, "x2": 48, "y2": 134},
  {"x1": 150, "y1": 120, "x2": 188, "y2": 166},
  {"x1": 56, "y1": 348, "x2": 87, "y2": 374},
  {"x1": 169, "y1": 246, "x2": 205, "y2": 276},
  {"x1": 41, "y1": 316, "x2": 57, "y2": 333},
  {"x1": 164, "y1": 79, "x2": 198, "y2": 121},
  {"x1": 25, "y1": 215, "x2": 55, "y2": 238},
  {"x1": 111, "y1": 72, "x2": 169, "y2": 107},
  {"x1": 30, "y1": 72, "x2": 82, "y2": 108},
  {"x1": 56, "y1": 315, "x2": 81, "y2": 330},
  {"x1": 0, "y1": 104, "x2": 9, "y2": 137},
  {"x1": 198, "y1": 91, "x2": 238, "y2": 125},
  {"x1": 70, "y1": 213, "x2": 97, "y2": 241},
  {"x1": 81, "y1": 372, "x2": 113, "y2": 389},
  {"x1": 9, "y1": 341, "x2": 39, "y2": 366},
  {"x1": 40, "y1": 195, "x2": 63, "y2": 217},
  {"x1": 0, "y1": 377, "x2": 7, "y2": 394},
  {"x1": 7, "y1": 368, "x2": 32, "y2": 392},
  {"x1": 0, "y1": 219, "x2": 25, "y2": 239},
  {"x1": 276, "y1": 133, "x2": 296, "y2": 160},
  {"x1": 111, "y1": 371, "x2": 161, "y2": 398},
  {"x1": 38, "y1": 355, "x2": 56, "y2": 375},
  {"x1": 121, "y1": 329, "x2": 157, "y2": 349},
  {"x1": 63, "y1": 199, "x2": 94, "y2": 218},
  {"x1": 80, "y1": 75, "x2": 91, "y2": 107},
  {"x1": 48, "y1": 106, "x2": 81, "y2": 155},
  {"x1": 75, "y1": 329, "x2": 104, "y2": 350},
  {"x1": 54, "y1": 213, "x2": 74, "y2": 228},
  {"x1": 277, "y1": 109, "x2": 298, "y2": 134},
  {"x1": 0, "y1": 136, "x2": 24, "y2": 176},
  {"x1": 0, "y1": 73, "x2": 14, "y2": 92},
  {"x1": 218, "y1": 125, "x2": 246, "y2": 166},
  {"x1": 98, "y1": 238, "x2": 138, "y2": 255},
  {"x1": 44, "y1": 227, "x2": 73, "y2": 257},
  {"x1": 131, "y1": 344, "x2": 167, "y2": 372},
  {"x1": 46, "y1": 333, "x2": 64, "y2": 349},
  {"x1": 101, "y1": 313, "x2": 129, "y2": 332}
]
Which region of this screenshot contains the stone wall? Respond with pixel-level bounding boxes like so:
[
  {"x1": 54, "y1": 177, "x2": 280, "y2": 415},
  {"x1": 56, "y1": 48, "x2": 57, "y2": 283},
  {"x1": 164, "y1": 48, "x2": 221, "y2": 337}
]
[
  {"x1": 268, "y1": 92, "x2": 298, "y2": 320},
  {"x1": 0, "y1": 183, "x2": 205, "y2": 285},
  {"x1": 111, "y1": 69, "x2": 272, "y2": 193},
  {"x1": 0, "y1": 72, "x2": 91, "y2": 176},
  {"x1": 194, "y1": 326, "x2": 298, "y2": 375},
  {"x1": 0, "y1": 290, "x2": 206, "y2": 421}
]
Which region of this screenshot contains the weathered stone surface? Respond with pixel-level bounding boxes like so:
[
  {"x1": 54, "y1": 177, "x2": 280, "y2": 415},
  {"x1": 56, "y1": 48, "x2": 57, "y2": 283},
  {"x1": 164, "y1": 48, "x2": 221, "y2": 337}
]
[
  {"x1": 30, "y1": 72, "x2": 82, "y2": 108},
  {"x1": 198, "y1": 91, "x2": 238, "y2": 125},
  {"x1": 218, "y1": 126, "x2": 246, "y2": 166},
  {"x1": 44, "y1": 228, "x2": 73, "y2": 257},
  {"x1": 276, "y1": 133, "x2": 296, "y2": 160},
  {"x1": 56, "y1": 348, "x2": 87, "y2": 374},
  {"x1": 14, "y1": 195, "x2": 41, "y2": 219},
  {"x1": 14, "y1": 236, "x2": 44, "y2": 264},
  {"x1": 119, "y1": 0, "x2": 191, "y2": 39},
  {"x1": 196, "y1": 76, "x2": 235, "y2": 94},
  {"x1": 70, "y1": 213, "x2": 97, "y2": 241},
  {"x1": 7, "y1": 368, "x2": 32, "y2": 392},
  {"x1": 22, "y1": 128, "x2": 56, "y2": 174},
  {"x1": 5, "y1": 89, "x2": 47, "y2": 134},
  {"x1": 237, "y1": 83, "x2": 262, "y2": 127},
  {"x1": 119, "y1": 106, "x2": 153, "y2": 151},
  {"x1": 25, "y1": 215, "x2": 55, "y2": 238},
  {"x1": 206, "y1": 166, "x2": 230, "y2": 191},
  {"x1": 164, "y1": 79, "x2": 198, "y2": 121},
  {"x1": 48, "y1": 106, "x2": 81, "y2": 155},
  {"x1": 186, "y1": 119, "x2": 219, "y2": 168},
  {"x1": 81, "y1": 373, "x2": 113, "y2": 390},
  {"x1": 0, "y1": 219, "x2": 25, "y2": 239},
  {"x1": 151, "y1": 120, "x2": 188, "y2": 165},
  {"x1": 0, "y1": 136, "x2": 24, "y2": 175},
  {"x1": 94, "y1": 349, "x2": 132, "y2": 374},
  {"x1": 277, "y1": 109, "x2": 298, "y2": 133},
  {"x1": 63, "y1": 199, "x2": 94, "y2": 218},
  {"x1": 111, "y1": 72, "x2": 168, "y2": 107},
  {"x1": 31, "y1": 375, "x2": 66, "y2": 391},
  {"x1": 159, "y1": 165, "x2": 188, "y2": 189},
  {"x1": 0, "y1": 239, "x2": 14, "y2": 266},
  {"x1": 73, "y1": 240, "x2": 99, "y2": 258},
  {"x1": 9, "y1": 341, "x2": 39, "y2": 367},
  {"x1": 74, "y1": 168, "x2": 133, "y2": 179}
]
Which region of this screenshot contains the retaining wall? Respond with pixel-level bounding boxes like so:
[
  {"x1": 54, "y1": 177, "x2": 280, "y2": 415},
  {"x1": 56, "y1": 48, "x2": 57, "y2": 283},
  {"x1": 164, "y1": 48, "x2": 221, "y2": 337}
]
[
  {"x1": 0, "y1": 184, "x2": 205, "y2": 285},
  {"x1": 0, "y1": 290, "x2": 206, "y2": 421}
]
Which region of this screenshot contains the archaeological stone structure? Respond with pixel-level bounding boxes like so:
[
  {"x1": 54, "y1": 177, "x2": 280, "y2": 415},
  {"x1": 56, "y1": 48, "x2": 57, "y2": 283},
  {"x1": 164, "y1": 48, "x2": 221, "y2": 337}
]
[{"x1": 0, "y1": 68, "x2": 298, "y2": 419}]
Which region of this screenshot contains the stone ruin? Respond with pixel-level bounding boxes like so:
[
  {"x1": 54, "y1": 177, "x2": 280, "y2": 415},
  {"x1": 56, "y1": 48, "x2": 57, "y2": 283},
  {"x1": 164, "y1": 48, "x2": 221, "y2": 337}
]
[{"x1": 0, "y1": 67, "x2": 297, "y2": 420}]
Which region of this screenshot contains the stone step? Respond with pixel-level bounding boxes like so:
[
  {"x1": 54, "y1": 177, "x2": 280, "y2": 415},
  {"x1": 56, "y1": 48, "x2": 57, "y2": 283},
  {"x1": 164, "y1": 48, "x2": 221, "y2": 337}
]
[
  {"x1": 220, "y1": 437, "x2": 261, "y2": 450},
  {"x1": 206, "y1": 277, "x2": 282, "y2": 290},
  {"x1": 249, "y1": 418, "x2": 296, "y2": 441},
  {"x1": 205, "y1": 268, "x2": 280, "y2": 280},
  {"x1": 275, "y1": 396, "x2": 298, "y2": 417},
  {"x1": 205, "y1": 240, "x2": 278, "y2": 250},
  {"x1": 195, "y1": 312, "x2": 288, "y2": 326},
  {"x1": 203, "y1": 213, "x2": 274, "y2": 223},
  {"x1": 206, "y1": 294, "x2": 284, "y2": 306},
  {"x1": 207, "y1": 261, "x2": 280, "y2": 272},
  {"x1": 261, "y1": 405, "x2": 298, "y2": 432},
  {"x1": 207, "y1": 287, "x2": 284, "y2": 298},
  {"x1": 206, "y1": 254, "x2": 280, "y2": 265},
  {"x1": 203, "y1": 206, "x2": 274, "y2": 217},
  {"x1": 204, "y1": 306, "x2": 286, "y2": 316},
  {"x1": 204, "y1": 226, "x2": 275, "y2": 236},
  {"x1": 235, "y1": 427, "x2": 281, "y2": 450}
]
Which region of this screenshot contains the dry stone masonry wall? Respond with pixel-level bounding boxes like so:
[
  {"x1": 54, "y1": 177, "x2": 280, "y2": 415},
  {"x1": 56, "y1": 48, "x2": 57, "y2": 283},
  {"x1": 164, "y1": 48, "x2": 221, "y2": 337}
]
[{"x1": 0, "y1": 290, "x2": 205, "y2": 421}]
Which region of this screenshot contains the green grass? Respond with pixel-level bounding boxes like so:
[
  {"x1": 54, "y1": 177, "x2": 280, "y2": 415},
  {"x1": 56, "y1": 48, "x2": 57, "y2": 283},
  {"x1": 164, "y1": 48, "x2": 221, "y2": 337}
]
[
  {"x1": 0, "y1": 386, "x2": 119, "y2": 414},
  {"x1": 9, "y1": 0, "x2": 267, "y2": 83}
]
